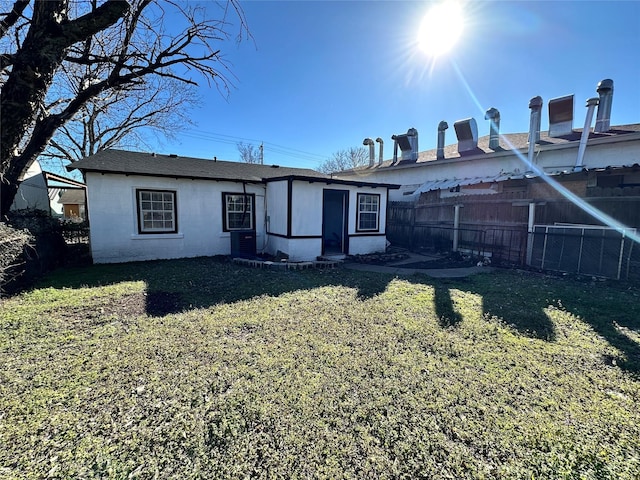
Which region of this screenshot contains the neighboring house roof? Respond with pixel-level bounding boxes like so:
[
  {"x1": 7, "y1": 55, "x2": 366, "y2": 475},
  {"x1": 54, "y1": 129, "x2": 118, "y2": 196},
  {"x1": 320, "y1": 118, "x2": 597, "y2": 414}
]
[
  {"x1": 69, "y1": 149, "x2": 399, "y2": 188},
  {"x1": 43, "y1": 171, "x2": 86, "y2": 189},
  {"x1": 58, "y1": 189, "x2": 86, "y2": 205},
  {"x1": 340, "y1": 123, "x2": 640, "y2": 174}
]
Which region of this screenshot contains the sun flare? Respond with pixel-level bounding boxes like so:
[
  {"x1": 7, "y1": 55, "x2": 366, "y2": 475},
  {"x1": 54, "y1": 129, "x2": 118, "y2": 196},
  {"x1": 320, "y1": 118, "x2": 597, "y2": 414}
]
[{"x1": 417, "y1": 1, "x2": 465, "y2": 57}]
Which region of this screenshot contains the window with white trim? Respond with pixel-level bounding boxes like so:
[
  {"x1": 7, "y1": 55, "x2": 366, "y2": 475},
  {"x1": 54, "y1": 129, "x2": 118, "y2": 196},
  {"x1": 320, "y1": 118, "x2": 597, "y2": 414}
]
[
  {"x1": 223, "y1": 193, "x2": 254, "y2": 231},
  {"x1": 357, "y1": 193, "x2": 380, "y2": 232},
  {"x1": 136, "y1": 189, "x2": 177, "y2": 233}
]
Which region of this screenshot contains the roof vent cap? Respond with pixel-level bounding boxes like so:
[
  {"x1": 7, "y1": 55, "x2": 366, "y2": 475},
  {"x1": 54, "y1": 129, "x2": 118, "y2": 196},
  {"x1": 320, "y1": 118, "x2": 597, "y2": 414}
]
[
  {"x1": 363, "y1": 137, "x2": 375, "y2": 166},
  {"x1": 528, "y1": 96, "x2": 543, "y2": 144},
  {"x1": 453, "y1": 118, "x2": 478, "y2": 154},
  {"x1": 594, "y1": 78, "x2": 614, "y2": 133},
  {"x1": 548, "y1": 94, "x2": 574, "y2": 137},
  {"x1": 484, "y1": 108, "x2": 500, "y2": 150},
  {"x1": 391, "y1": 128, "x2": 418, "y2": 162},
  {"x1": 437, "y1": 121, "x2": 449, "y2": 160}
]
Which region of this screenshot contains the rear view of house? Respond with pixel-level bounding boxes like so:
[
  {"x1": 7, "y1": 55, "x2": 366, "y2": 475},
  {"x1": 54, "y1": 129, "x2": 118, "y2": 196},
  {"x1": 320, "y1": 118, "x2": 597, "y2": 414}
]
[{"x1": 70, "y1": 149, "x2": 398, "y2": 264}]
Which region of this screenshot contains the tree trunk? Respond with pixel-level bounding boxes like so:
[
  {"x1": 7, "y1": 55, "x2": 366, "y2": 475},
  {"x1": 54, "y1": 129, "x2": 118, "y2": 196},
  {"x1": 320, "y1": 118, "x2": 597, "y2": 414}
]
[{"x1": 0, "y1": 0, "x2": 128, "y2": 218}]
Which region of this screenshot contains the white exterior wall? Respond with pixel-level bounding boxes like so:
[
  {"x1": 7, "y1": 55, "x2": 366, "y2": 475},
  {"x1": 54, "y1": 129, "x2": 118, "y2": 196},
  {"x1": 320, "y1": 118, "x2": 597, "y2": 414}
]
[
  {"x1": 266, "y1": 179, "x2": 288, "y2": 235},
  {"x1": 263, "y1": 181, "x2": 324, "y2": 261},
  {"x1": 348, "y1": 236, "x2": 388, "y2": 255},
  {"x1": 86, "y1": 173, "x2": 266, "y2": 263},
  {"x1": 262, "y1": 181, "x2": 390, "y2": 261},
  {"x1": 86, "y1": 173, "x2": 392, "y2": 264},
  {"x1": 291, "y1": 182, "x2": 323, "y2": 236},
  {"x1": 267, "y1": 237, "x2": 323, "y2": 262},
  {"x1": 286, "y1": 182, "x2": 388, "y2": 260},
  {"x1": 346, "y1": 185, "x2": 388, "y2": 255},
  {"x1": 11, "y1": 162, "x2": 50, "y2": 212}
]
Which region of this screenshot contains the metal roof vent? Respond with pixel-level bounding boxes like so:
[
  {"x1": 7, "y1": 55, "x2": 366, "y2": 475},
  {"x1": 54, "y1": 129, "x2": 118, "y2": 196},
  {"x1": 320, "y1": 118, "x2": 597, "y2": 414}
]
[
  {"x1": 484, "y1": 108, "x2": 500, "y2": 149},
  {"x1": 548, "y1": 94, "x2": 574, "y2": 137},
  {"x1": 594, "y1": 78, "x2": 614, "y2": 133},
  {"x1": 375, "y1": 137, "x2": 384, "y2": 165},
  {"x1": 528, "y1": 96, "x2": 543, "y2": 144},
  {"x1": 528, "y1": 96, "x2": 543, "y2": 164},
  {"x1": 437, "y1": 121, "x2": 448, "y2": 160},
  {"x1": 453, "y1": 118, "x2": 478, "y2": 154},
  {"x1": 363, "y1": 138, "x2": 375, "y2": 167},
  {"x1": 391, "y1": 128, "x2": 418, "y2": 163}
]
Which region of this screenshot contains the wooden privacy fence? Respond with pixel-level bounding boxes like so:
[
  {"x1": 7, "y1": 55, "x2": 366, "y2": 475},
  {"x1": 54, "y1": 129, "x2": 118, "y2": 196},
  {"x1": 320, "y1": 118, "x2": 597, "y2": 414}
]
[
  {"x1": 387, "y1": 197, "x2": 640, "y2": 280},
  {"x1": 386, "y1": 200, "x2": 530, "y2": 265}
]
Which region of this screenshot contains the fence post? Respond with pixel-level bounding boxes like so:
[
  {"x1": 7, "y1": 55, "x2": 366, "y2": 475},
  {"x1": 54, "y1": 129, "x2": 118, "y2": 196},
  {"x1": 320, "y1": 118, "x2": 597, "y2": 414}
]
[
  {"x1": 453, "y1": 204, "x2": 461, "y2": 252},
  {"x1": 409, "y1": 205, "x2": 416, "y2": 250},
  {"x1": 526, "y1": 202, "x2": 536, "y2": 265},
  {"x1": 617, "y1": 232, "x2": 626, "y2": 280}
]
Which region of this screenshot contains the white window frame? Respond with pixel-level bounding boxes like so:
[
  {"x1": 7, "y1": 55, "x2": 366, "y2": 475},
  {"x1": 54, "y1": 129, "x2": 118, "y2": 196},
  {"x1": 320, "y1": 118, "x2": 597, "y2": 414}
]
[
  {"x1": 356, "y1": 193, "x2": 380, "y2": 232},
  {"x1": 223, "y1": 192, "x2": 255, "y2": 231},
  {"x1": 136, "y1": 189, "x2": 177, "y2": 234}
]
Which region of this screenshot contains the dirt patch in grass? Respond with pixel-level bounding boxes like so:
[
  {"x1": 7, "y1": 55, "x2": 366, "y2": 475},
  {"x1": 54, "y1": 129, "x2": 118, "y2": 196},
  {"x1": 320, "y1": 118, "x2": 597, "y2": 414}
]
[{"x1": 47, "y1": 291, "x2": 185, "y2": 322}]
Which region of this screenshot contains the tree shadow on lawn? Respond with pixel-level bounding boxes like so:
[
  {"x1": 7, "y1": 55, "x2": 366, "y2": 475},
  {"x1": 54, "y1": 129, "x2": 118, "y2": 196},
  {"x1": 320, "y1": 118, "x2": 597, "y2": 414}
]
[
  {"x1": 38, "y1": 256, "x2": 393, "y2": 316},
  {"x1": 408, "y1": 272, "x2": 640, "y2": 375},
  {"x1": 424, "y1": 275, "x2": 556, "y2": 340},
  {"x1": 38, "y1": 257, "x2": 639, "y2": 374}
]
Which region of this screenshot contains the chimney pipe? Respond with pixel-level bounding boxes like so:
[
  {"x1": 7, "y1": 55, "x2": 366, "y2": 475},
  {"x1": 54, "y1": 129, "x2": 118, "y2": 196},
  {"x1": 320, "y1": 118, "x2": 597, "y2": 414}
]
[
  {"x1": 484, "y1": 108, "x2": 500, "y2": 149},
  {"x1": 407, "y1": 127, "x2": 419, "y2": 161},
  {"x1": 375, "y1": 137, "x2": 384, "y2": 165},
  {"x1": 594, "y1": 78, "x2": 614, "y2": 133},
  {"x1": 528, "y1": 96, "x2": 543, "y2": 165},
  {"x1": 437, "y1": 121, "x2": 448, "y2": 160},
  {"x1": 363, "y1": 138, "x2": 375, "y2": 166},
  {"x1": 574, "y1": 97, "x2": 599, "y2": 171}
]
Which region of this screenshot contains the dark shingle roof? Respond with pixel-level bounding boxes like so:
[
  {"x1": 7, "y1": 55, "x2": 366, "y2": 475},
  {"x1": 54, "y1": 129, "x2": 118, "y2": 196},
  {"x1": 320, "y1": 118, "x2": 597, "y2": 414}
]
[
  {"x1": 340, "y1": 123, "x2": 640, "y2": 174},
  {"x1": 69, "y1": 149, "x2": 329, "y2": 182}
]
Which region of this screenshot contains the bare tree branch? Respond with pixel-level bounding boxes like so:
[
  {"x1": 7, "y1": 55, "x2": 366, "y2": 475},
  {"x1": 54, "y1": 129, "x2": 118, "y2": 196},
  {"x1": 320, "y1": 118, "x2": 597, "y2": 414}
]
[
  {"x1": 237, "y1": 142, "x2": 261, "y2": 164},
  {"x1": 1, "y1": 0, "x2": 251, "y2": 216},
  {"x1": 317, "y1": 147, "x2": 370, "y2": 174},
  {"x1": 0, "y1": 0, "x2": 29, "y2": 40}
]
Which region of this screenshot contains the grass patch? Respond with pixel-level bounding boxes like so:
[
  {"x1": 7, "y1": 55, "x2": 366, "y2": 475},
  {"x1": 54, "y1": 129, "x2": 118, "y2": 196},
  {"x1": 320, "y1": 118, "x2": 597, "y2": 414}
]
[{"x1": 1, "y1": 257, "x2": 639, "y2": 479}]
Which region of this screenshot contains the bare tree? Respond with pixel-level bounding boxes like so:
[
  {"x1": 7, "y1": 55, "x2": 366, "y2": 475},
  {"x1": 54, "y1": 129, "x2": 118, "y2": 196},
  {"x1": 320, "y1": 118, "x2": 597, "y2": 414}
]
[
  {"x1": 0, "y1": 0, "x2": 250, "y2": 217},
  {"x1": 237, "y1": 141, "x2": 261, "y2": 164},
  {"x1": 317, "y1": 147, "x2": 369, "y2": 174},
  {"x1": 40, "y1": 73, "x2": 200, "y2": 168}
]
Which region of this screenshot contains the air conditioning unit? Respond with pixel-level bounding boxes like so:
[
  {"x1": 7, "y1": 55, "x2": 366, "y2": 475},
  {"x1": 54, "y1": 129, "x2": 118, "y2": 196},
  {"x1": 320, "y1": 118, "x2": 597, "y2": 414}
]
[{"x1": 230, "y1": 230, "x2": 256, "y2": 258}]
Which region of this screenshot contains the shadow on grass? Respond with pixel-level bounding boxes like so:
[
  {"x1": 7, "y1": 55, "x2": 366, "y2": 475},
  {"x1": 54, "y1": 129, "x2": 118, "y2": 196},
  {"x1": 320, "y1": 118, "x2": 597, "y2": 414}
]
[
  {"x1": 39, "y1": 256, "x2": 392, "y2": 316},
  {"x1": 433, "y1": 282, "x2": 464, "y2": 328},
  {"x1": 37, "y1": 257, "x2": 639, "y2": 374},
  {"x1": 411, "y1": 272, "x2": 639, "y2": 375}
]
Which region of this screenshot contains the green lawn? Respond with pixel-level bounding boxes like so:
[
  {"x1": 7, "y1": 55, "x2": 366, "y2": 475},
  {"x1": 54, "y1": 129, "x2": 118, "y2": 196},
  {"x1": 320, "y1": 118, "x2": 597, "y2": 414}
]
[{"x1": 1, "y1": 257, "x2": 639, "y2": 479}]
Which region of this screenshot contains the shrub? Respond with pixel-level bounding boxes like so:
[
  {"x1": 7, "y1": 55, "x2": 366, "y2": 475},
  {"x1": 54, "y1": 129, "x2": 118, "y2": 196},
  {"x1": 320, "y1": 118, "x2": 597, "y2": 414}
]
[
  {"x1": 0, "y1": 222, "x2": 33, "y2": 294},
  {"x1": 1, "y1": 209, "x2": 66, "y2": 295}
]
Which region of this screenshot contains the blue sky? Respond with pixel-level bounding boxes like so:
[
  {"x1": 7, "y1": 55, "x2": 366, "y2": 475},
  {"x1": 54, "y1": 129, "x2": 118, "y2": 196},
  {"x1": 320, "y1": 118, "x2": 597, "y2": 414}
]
[{"x1": 165, "y1": 0, "x2": 640, "y2": 170}]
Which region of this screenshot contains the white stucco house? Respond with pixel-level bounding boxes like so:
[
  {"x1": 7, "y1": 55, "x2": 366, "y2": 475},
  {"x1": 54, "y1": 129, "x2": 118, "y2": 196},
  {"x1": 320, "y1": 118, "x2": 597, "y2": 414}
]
[{"x1": 69, "y1": 149, "x2": 399, "y2": 264}]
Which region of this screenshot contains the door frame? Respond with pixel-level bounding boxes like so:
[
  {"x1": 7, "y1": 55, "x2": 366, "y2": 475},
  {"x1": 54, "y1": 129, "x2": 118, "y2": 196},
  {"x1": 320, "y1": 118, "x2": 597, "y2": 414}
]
[{"x1": 322, "y1": 189, "x2": 349, "y2": 255}]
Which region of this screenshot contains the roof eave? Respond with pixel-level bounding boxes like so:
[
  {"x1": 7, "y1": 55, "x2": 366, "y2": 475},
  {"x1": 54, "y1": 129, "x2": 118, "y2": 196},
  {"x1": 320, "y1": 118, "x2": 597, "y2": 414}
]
[
  {"x1": 265, "y1": 174, "x2": 400, "y2": 189},
  {"x1": 73, "y1": 166, "x2": 265, "y2": 184}
]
